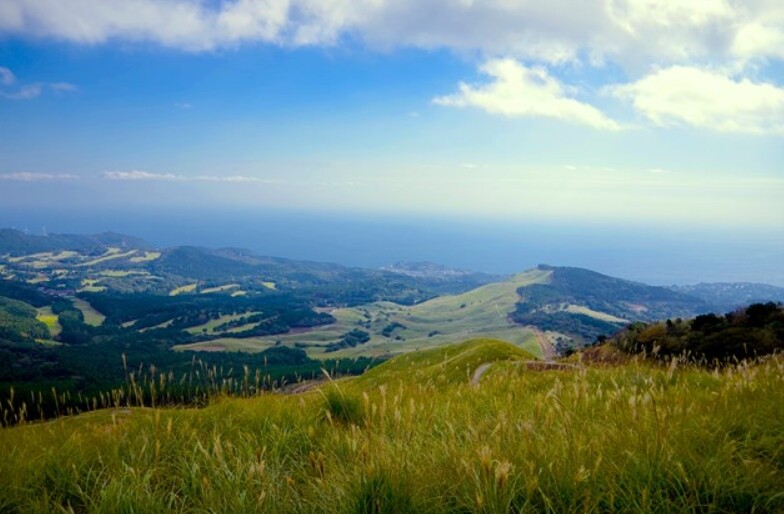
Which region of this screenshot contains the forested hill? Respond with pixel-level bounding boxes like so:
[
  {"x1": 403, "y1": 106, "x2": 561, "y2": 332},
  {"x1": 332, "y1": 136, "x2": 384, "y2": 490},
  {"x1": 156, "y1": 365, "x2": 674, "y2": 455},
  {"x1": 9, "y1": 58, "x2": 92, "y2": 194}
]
[
  {"x1": 0, "y1": 229, "x2": 498, "y2": 303},
  {"x1": 511, "y1": 265, "x2": 712, "y2": 345},
  {"x1": 0, "y1": 229, "x2": 147, "y2": 256}
]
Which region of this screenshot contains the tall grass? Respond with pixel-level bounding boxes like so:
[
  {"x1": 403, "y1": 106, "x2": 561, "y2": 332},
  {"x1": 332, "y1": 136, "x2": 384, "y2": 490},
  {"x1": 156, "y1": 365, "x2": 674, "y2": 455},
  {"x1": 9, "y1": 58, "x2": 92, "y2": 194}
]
[
  {"x1": 0, "y1": 344, "x2": 782, "y2": 513},
  {"x1": 0, "y1": 355, "x2": 371, "y2": 426}
]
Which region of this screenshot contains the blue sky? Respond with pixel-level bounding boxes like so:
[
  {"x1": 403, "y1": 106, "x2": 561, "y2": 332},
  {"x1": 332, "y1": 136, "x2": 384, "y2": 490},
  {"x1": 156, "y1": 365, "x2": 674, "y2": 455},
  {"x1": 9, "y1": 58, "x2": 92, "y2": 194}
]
[{"x1": 1, "y1": 0, "x2": 783, "y2": 231}]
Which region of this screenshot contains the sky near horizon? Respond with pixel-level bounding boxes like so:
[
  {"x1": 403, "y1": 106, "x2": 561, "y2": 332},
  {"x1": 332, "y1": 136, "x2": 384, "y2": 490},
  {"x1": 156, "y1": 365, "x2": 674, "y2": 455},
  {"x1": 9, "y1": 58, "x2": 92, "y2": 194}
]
[{"x1": 0, "y1": 0, "x2": 783, "y2": 231}]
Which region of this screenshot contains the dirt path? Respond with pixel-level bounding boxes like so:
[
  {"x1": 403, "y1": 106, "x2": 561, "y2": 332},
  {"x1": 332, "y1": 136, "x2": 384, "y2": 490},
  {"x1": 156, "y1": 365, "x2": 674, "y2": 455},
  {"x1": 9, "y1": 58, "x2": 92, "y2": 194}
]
[
  {"x1": 278, "y1": 379, "x2": 325, "y2": 394},
  {"x1": 471, "y1": 362, "x2": 493, "y2": 386},
  {"x1": 531, "y1": 327, "x2": 557, "y2": 361}
]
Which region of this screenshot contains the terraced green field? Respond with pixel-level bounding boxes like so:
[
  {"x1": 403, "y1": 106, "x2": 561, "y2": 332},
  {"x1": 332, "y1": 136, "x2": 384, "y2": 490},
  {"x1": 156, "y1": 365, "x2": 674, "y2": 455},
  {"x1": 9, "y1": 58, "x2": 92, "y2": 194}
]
[
  {"x1": 227, "y1": 269, "x2": 552, "y2": 359},
  {"x1": 169, "y1": 283, "x2": 198, "y2": 296},
  {"x1": 35, "y1": 306, "x2": 61, "y2": 337},
  {"x1": 201, "y1": 283, "x2": 240, "y2": 294},
  {"x1": 173, "y1": 337, "x2": 275, "y2": 353},
  {"x1": 183, "y1": 312, "x2": 263, "y2": 335},
  {"x1": 77, "y1": 249, "x2": 138, "y2": 267},
  {"x1": 72, "y1": 298, "x2": 106, "y2": 326}
]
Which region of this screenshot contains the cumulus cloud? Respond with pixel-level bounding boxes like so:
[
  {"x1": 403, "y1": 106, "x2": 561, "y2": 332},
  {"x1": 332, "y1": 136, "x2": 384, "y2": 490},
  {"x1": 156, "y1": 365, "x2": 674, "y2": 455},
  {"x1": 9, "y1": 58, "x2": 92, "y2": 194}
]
[
  {"x1": 2, "y1": 1, "x2": 783, "y2": 134},
  {"x1": 101, "y1": 170, "x2": 278, "y2": 183},
  {"x1": 434, "y1": 59, "x2": 621, "y2": 130},
  {"x1": 0, "y1": 0, "x2": 780, "y2": 67},
  {"x1": 0, "y1": 172, "x2": 79, "y2": 181},
  {"x1": 610, "y1": 66, "x2": 784, "y2": 134}
]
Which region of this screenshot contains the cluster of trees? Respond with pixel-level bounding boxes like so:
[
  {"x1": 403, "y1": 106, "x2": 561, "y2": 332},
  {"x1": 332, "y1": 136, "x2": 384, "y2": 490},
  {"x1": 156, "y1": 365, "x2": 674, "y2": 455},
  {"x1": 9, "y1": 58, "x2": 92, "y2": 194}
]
[
  {"x1": 613, "y1": 302, "x2": 784, "y2": 362},
  {"x1": 0, "y1": 297, "x2": 50, "y2": 343},
  {"x1": 381, "y1": 322, "x2": 406, "y2": 338},
  {"x1": 514, "y1": 310, "x2": 622, "y2": 345},
  {"x1": 325, "y1": 330, "x2": 371, "y2": 353},
  {"x1": 514, "y1": 267, "x2": 706, "y2": 325}
]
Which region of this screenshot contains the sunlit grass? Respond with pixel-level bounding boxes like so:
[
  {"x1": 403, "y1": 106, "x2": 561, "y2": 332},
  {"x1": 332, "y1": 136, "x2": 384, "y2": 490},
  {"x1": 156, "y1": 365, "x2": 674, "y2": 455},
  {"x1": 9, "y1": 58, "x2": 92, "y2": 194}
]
[
  {"x1": 72, "y1": 297, "x2": 106, "y2": 326},
  {"x1": 1, "y1": 341, "x2": 782, "y2": 513},
  {"x1": 169, "y1": 283, "x2": 198, "y2": 296},
  {"x1": 35, "y1": 306, "x2": 61, "y2": 337}
]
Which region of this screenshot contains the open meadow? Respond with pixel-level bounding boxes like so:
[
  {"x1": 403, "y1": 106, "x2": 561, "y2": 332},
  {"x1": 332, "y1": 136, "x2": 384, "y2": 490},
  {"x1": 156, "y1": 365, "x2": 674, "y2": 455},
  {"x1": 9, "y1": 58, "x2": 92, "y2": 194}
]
[{"x1": 1, "y1": 339, "x2": 781, "y2": 513}]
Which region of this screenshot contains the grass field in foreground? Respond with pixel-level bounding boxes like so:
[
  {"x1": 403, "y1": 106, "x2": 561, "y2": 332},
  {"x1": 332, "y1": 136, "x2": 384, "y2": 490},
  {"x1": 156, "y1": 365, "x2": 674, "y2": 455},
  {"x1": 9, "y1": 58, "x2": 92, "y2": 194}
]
[{"x1": 1, "y1": 339, "x2": 781, "y2": 513}]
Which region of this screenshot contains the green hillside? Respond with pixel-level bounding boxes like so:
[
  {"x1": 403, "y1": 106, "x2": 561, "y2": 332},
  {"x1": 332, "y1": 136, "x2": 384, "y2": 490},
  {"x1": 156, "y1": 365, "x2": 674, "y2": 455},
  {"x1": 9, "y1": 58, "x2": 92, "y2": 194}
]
[
  {"x1": 353, "y1": 338, "x2": 536, "y2": 387},
  {"x1": 209, "y1": 269, "x2": 551, "y2": 358},
  {"x1": 0, "y1": 339, "x2": 781, "y2": 513},
  {"x1": 0, "y1": 296, "x2": 50, "y2": 343}
]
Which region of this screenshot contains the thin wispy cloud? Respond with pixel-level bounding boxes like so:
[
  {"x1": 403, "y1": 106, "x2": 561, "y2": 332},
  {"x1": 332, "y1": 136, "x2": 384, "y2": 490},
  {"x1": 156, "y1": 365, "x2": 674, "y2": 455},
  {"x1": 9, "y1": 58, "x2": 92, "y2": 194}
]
[
  {"x1": 101, "y1": 170, "x2": 280, "y2": 184},
  {"x1": 0, "y1": 66, "x2": 76, "y2": 100},
  {"x1": 1, "y1": 84, "x2": 43, "y2": 100},
  {"x1": 102, "y1": 170, "x2": 184, "y2": 181},
  {"x1": 0, "y1": 66, "x2": 14, "y2": 85},
  {"x1": 0, "y1": 172, "x2": 79, "y2": 181},
  {"x1": 49, "y1": 82, "x2": 78, "y2": 93}
]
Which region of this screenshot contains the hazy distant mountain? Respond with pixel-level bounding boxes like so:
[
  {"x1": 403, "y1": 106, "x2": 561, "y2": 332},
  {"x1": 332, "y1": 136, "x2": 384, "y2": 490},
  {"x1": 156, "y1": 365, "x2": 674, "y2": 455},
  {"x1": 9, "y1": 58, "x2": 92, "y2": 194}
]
[
  {"x1": 382, "y1": 261, "x2": 498, "y2": 280},
  {"x1": 0, "y1": 228, "x2": 148, "y2": 256},
  {"x1": 670, "y1": 283, "x2": 784, "y2": 312},
  {"x1": 0, "y1": 228, "x2": 497, "y2": 304}
]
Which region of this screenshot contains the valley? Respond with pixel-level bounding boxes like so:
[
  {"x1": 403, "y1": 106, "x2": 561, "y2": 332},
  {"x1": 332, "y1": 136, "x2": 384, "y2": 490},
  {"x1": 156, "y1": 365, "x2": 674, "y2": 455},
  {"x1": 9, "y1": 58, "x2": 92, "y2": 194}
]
[{"x1": 1, "y1": 227, "x2": 783, "y2": 424}]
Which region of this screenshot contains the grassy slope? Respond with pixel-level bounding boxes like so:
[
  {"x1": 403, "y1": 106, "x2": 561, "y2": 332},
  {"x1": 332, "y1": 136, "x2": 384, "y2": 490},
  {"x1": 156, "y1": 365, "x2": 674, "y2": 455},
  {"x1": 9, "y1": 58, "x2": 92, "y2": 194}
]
[
  {"x1": 221, "y1": 269, "x2": 552, "y2": 359},
  {"x1": 72, "y1": 298, "x2": 106, "y2": 327},
  {"x1": 1, "y1": 340, "x2": 781, "y2": 513},
  {"x1": 35, "y1": 306, "x2": 62, "y2": 337},
  {"x1": 352, "y1": 338, "x2": 536, "y2": 388}
]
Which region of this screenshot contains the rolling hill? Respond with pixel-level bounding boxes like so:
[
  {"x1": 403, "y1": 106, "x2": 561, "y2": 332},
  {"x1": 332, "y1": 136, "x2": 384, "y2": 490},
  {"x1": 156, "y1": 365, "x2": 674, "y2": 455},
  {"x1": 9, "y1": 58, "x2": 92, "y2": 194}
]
[
  {"x1": 182, "y1": 265, "x2": 715, "y2": 358},
  {"x1": 1, "y1": 338, "x2": 781, "y2": 513}
]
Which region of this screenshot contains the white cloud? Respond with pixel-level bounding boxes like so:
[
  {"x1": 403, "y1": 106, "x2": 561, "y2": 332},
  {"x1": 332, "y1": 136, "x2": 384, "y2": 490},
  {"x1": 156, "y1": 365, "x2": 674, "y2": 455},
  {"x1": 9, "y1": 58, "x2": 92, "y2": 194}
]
[
  {"x1": 102, "y1": 170, "x2": 184, "y2": 181},
  {"x1": 610, "y1": 66, "x2": 784, "y2": 134},
  {"x1": 2, "y1": 2, "x2": 783, "y2": 135},
  {"x1": 0, "y1": 172, "x2": 79, "y2": 181},
  {"x1": 0, "y1": 0, "x2": 781, "y2": 68},
  {"x1": 102, "y1": 170, "x2": 278, "y2": 183},
  {"x1": 434, "y1": 59, "x2": 621, "y2": 130},
  {"x1": 730, "y1": 0, "x2": 784, "y2": 61}
]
